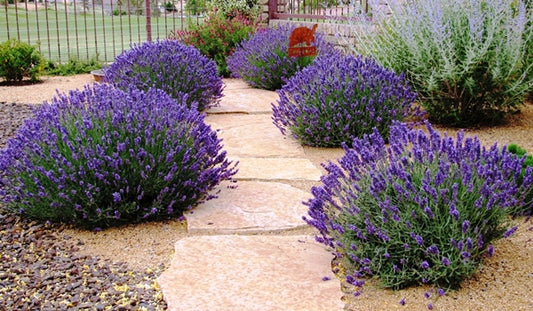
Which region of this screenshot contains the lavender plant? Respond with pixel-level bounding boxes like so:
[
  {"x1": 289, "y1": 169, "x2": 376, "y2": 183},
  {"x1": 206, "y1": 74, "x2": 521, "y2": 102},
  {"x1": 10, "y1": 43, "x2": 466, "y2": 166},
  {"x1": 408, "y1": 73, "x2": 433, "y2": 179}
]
[
  {"x1": 507, "y1": 143, "x2": 533, "y2": 216},
  {"x1": 348, "y1": 0, "x2": 533, "y2": 127},
  {"x1": 0, "y1": 84, "x2": 237, "y2": 229},
  {"x1": 305, "y1": 122, "x2": 533, "y2": 291},
  {"x1": 272, "y1": 52, "x2": 422, "y2": 147},
  {"x1": 105, "y1": 40, "x2": 223, "y2": 111},
  {"x1": 227, "y1": 25, "x2": 335, "y2": 91}
]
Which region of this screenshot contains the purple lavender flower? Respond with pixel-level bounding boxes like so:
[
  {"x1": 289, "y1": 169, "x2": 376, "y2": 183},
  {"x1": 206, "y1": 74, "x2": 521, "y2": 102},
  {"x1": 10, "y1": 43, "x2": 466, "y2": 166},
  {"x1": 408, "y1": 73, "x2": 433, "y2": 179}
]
[
  {"x1": 487, "y1": 245, "x2": 495, "y2": 257},
  {"x1": 421, "y1": 261, "x2": 430, "y2": 269},
  {"x1": 504, "y1": 226, "x2": 518, "y2": 238},
  {"x1": 442, "y1": 257, "x2": 451, "y2": 266},
  {"x1": 105, "y1": 39, "x2": 223, "y2": 111},
  {"x1": 462, "y1": 220, "x2": 470, "y2": 233}
]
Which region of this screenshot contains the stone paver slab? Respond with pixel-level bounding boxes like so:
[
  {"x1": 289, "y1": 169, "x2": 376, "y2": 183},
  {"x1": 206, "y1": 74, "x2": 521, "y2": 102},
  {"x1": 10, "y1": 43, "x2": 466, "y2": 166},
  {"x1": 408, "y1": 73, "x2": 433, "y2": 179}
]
[
  {"x1": 186, "y1": 181, "x2": 310, "y2": 234},
  {"x1": 157, "y1": 235, "x2": 343, "y2": 311},
  {"x1": 231, "y1": 157, "x2": 321, "y2": 181},
  {"x1": 206, "y1": 114, "x2": 305, "y2": 158},
  {"x1": 209, "y1": 88, "x2": 278, "y2": 114},
  {"x1": 223, "y1": 78, "x2": 251, "y2": 90}
]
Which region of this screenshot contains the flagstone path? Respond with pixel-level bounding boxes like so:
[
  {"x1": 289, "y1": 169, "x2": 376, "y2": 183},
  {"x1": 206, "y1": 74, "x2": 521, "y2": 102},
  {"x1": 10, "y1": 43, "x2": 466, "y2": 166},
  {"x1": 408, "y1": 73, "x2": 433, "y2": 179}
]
[{"x1": 157, "y1": 79, "x2": 344, "y2": 310}]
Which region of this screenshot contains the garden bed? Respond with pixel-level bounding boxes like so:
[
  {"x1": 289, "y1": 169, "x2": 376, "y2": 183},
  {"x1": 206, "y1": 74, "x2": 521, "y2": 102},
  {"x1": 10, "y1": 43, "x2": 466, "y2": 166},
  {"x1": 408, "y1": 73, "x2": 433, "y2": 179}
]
[{"x1": 0, "y1": 75, "x2": 532, "y2": 310}]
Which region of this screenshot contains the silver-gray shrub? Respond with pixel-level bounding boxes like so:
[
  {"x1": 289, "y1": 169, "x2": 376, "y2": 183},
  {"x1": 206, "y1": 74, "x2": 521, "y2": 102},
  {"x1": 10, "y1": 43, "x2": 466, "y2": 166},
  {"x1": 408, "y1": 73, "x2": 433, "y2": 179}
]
[{"x1": 346, "y1": 0, "x2": 533, "y2": 127}]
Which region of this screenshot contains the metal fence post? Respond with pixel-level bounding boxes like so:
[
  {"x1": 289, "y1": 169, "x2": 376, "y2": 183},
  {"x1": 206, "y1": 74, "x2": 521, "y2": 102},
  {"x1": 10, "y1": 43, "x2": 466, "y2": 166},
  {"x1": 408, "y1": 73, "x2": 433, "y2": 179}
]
[{"x1": 145, "y1": 0, "x2": 152, "y2": 41}]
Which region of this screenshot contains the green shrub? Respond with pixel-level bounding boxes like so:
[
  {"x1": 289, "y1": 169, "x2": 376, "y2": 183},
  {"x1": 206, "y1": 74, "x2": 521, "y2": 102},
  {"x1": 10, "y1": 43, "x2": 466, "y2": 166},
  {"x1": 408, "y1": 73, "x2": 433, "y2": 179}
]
[
  {"x1": 170, "y1": 12, "x2": 260, "y2": 77},
  {"x1": 305, "y1": 122, "x2": 532, "y2": 295},
  {"x1": 186, "y1": 0, "x2": 207, "y2": 15},
  {"x1": 45, "y1": 57, "x2": 103, "y2": 76},
  {"x1": 207, "y1": 0, "x2": 260, "y2": 20},
  {"x1": 0, "y1": 39, "x2": 45, "y2": 83},
  {"x1": 351, "y1": 0, "x2": 533, "y2": 127},
  {"x1": 112, "y1": 9, "x2": 128, "y2": 16},
  {"x1": 0, "y1": 84, "x2": 237, "y2": 229},
  {"x1": 508, "y1": 143, "x2": 533, "y2": 216}
]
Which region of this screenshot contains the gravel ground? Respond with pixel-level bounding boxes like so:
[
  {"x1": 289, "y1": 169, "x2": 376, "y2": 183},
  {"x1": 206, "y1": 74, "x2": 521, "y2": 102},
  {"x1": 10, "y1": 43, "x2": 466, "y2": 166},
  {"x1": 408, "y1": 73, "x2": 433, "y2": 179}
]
[{"x1": 0, "y1": 101, "x2": 168, "y2": 310}]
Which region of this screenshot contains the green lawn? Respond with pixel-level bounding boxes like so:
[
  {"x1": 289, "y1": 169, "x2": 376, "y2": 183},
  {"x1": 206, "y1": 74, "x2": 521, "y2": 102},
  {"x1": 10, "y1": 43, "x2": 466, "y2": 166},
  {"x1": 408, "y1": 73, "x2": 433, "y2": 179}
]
[{"x1": 0, "y1": 5, "x2": 198, "y2": 62}]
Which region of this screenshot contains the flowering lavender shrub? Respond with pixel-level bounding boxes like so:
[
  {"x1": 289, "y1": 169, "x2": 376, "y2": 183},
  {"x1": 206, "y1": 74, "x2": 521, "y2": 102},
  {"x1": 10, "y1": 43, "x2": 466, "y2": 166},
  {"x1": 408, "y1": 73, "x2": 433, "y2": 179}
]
[
  {"x1": 0, "y1": 84, "x2": 237, "y2": 229},
  {"x1": 305, "y1": 122, "x2": 533, "y2": 291},
  {"x1": 272, "y1": 53, "x2": 421, "y2": 147},
  {"x1": 105, "y1": 40, "x2": 223, "y2": 111},
  {"x1": 227, "y1": 25, "x2": 335, "y2": 90},
  {"x1": 349, "y1": 0, "x2": 533, "y2": 127}
]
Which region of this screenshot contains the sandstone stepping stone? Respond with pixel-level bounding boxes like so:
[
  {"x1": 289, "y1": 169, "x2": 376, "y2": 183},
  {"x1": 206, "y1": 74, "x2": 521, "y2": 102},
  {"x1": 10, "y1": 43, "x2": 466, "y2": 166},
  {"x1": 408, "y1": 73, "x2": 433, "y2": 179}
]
[
  {"x1": 231, "y1": 157, "x2": 322, "y2": 181},
  {"x1": 223, "y1": 78, "x2": 251, "y2": 90},
  {"x1": 209, "y1": 88, "x2": 277, "y2": 114},
  {"x1": 157, "y1": 235, "x2": 344, "y2": 311},
  {"x1": 205, "y1": 114, "x2": 305, "y2": 158},
  {"x1": 186, "y1": 181, "x2": 311, "y2": 234}
]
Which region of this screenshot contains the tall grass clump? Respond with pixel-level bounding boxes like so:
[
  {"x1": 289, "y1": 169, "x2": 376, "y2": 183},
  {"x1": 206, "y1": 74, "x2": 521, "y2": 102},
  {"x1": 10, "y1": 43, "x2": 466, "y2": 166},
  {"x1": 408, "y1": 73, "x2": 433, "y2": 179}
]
[
  {"x1": 305, "y1": 122, "x2": 532, "y2": 293},
  {"x1": 272, "y1": 52, "x2": 422, "y2": 147},
  {"x1": 227, "y1": 24, "x2": 335, "y2": 91},
  {"x1": 350, "y1": 0, "x2": 533, "y2": 127},
  {"x1": 0, "y1": 84, "x2": 237, "y2": 229},
  {"x1": 105, "y1": 40, "x2": 223, "y2": 111}
]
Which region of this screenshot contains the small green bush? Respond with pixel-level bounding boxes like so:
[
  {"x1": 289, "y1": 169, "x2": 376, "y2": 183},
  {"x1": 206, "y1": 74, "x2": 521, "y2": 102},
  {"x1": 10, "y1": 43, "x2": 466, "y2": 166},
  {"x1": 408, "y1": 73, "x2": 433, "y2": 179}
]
[
  {"x1": 170, "y1": 12, "x2": 260, "y2": 77},
  {"x1": 207, "y1": 0, "x2": 261, "y2": 20},
  {"x1": 0, "y1": 39, "x2": 45, "y2": 83},
  {"x1": 0, "y1": 84, "x2": 237, "y2": 229},
  {"x1": 45, "y1": 57, "x2": 103, "y2": 76},
  {"x1": 186, "y1": 0, "x2": 207, "y2": 15},
  {"x1": 351, "y1": 0, "x2": 533, "y2": 127}
]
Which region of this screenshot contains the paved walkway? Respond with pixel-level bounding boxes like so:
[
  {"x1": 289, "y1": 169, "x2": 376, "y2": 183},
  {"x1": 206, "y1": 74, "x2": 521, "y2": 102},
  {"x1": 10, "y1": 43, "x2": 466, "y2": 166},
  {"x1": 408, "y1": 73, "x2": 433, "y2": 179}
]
[{"x1": 157, "y1": 79, "x2": 344, "y2": 310}]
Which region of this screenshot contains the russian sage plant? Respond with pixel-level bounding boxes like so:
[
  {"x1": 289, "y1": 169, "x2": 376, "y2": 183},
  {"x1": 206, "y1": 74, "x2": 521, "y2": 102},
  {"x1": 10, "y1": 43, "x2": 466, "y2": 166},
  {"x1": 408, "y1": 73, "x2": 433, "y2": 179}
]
[
  {"x1": 305, "y1": 122, "x2": 533, "y2": 291},
  {"x1": 105, "y1": 40, "x2": 223, "y2": 111},
  {"x1": 349, "y1": 0, "x2": 533, "y2": 126},
  {"x1": 0, "y1": 84, "x2": 237, "y2": 229},
  {"x1": 272, "y1": 52, "x2": 422, "y2": 147},
  {"x1": 227, "y1": 24, "x2": 335, "y2": 90}
]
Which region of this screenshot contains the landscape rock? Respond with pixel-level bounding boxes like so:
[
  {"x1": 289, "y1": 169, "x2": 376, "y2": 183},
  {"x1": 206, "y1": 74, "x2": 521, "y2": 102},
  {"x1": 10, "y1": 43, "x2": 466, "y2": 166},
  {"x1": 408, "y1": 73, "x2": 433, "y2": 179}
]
[
  {"x1": 157, "y1": 235, "x2": 344, "y2": 311},
  {"x1": 186, "y1": 181, "x2": 311, "y2": 234}
]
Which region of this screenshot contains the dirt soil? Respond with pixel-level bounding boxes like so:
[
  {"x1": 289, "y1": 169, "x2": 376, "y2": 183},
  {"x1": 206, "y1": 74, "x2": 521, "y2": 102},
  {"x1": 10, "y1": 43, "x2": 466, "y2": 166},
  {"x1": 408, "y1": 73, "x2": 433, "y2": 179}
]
[{"x1": 1, "y1": 75, "x2": 532, "y2": 310}]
